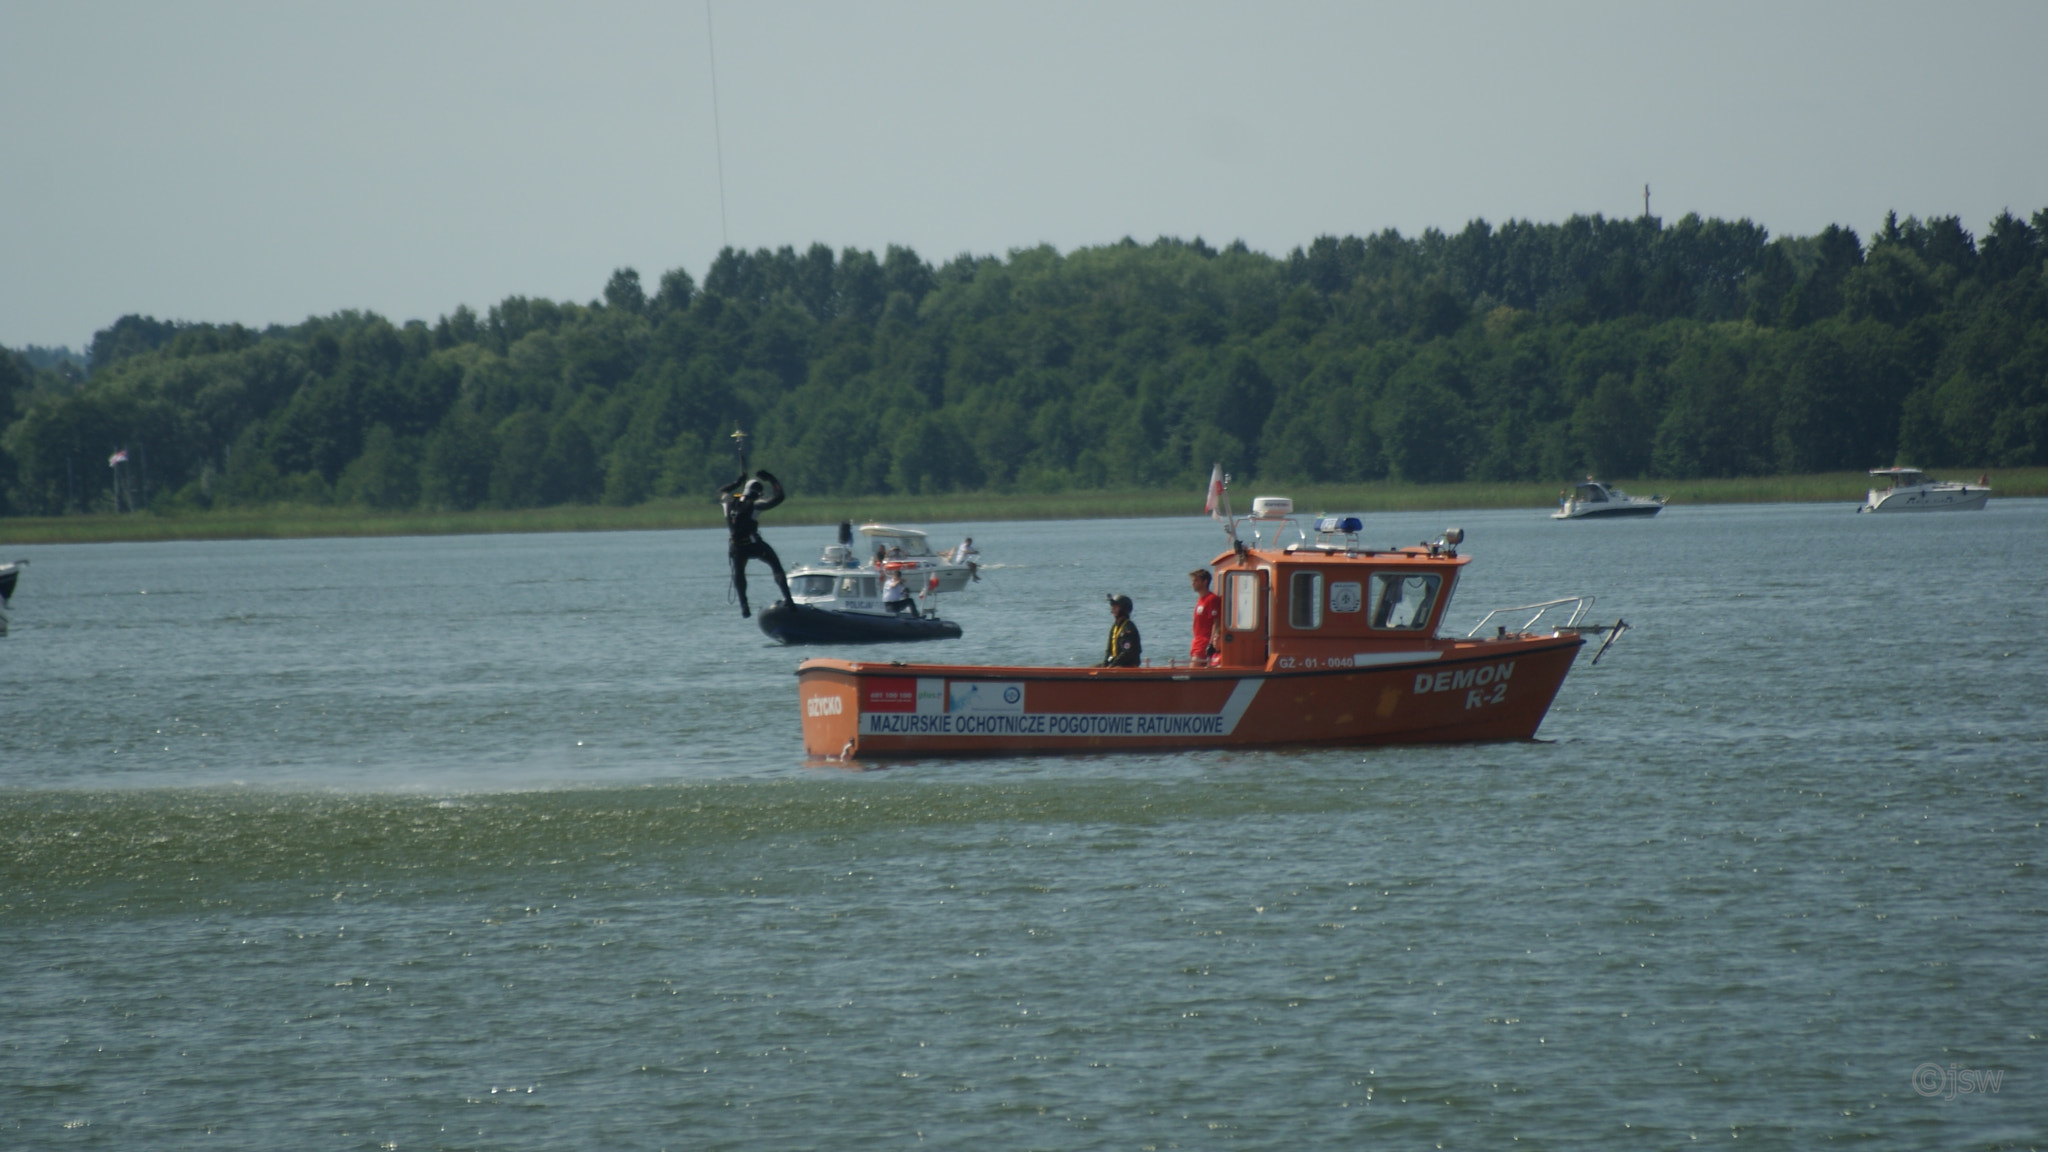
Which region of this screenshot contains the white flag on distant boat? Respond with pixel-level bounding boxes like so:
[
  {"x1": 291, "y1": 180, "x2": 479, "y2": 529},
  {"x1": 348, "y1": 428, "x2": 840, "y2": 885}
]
[
  {"x1": 1203, "y1": 462, "x2": 1224, "y2": 520},
  {"x1": 108, "y1": 449, "x2": 128, "y2": 467}
]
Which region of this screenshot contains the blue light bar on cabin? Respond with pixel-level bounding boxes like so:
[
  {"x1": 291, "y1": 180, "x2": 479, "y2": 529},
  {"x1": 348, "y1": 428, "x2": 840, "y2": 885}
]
[{"x1": 1315, "y1": 516, "x2": 1363, "y2": 534}]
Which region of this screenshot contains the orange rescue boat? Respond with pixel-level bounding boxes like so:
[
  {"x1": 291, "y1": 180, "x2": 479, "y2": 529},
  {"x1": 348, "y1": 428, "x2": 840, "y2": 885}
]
[{"x1": 796, "y1": 512, "x2": 1621, "y2": 759}]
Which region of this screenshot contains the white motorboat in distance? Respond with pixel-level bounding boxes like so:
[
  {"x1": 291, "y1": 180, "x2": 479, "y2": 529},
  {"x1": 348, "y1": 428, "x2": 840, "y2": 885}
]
[
  {"x1": 1553, "y1": 480, "x2": 1664, "y2": 519},
  {"x1": 1858, "y1": 468, "x2": 1990, "y2": 512},
  {"x1": 855, "y1": 523, "x2": 981, "y2": 592}
]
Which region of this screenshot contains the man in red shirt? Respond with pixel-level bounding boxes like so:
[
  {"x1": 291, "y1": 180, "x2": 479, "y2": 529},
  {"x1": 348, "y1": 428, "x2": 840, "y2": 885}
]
[{"x1": 1189, "y1": 568, "x2": 1222, "y2": 665}]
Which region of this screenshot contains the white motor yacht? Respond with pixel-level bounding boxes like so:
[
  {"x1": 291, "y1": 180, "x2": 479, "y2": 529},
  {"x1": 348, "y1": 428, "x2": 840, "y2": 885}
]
[
  {"x1": 852, "y1": 524, "x2": 981, "y2": 592},
  {"x1": 1859, "y1": 468, "x2": 1990, "y2": 512},
  {"x1": 1553, "y1": 480, "x2": 1664, "y2": 520}
]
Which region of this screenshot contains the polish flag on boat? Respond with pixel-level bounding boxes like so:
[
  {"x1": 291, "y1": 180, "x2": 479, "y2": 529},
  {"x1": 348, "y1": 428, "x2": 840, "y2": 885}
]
[
  {"x1": 1203, "y1": 463, "x2": 1225, "y2": 521},
  {"x1": 108, "y1": 449, "x2": 128, "y2": 467}
]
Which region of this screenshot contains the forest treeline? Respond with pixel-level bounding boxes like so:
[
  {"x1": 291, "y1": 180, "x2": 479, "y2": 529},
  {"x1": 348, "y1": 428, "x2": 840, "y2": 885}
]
[{"x1": 3, "y1": 207, "x2": 2045, "y2": 517}]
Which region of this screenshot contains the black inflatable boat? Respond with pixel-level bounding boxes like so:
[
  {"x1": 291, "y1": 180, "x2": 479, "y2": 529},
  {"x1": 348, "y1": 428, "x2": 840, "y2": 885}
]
[{"x1": 757, "y1": 601, "x2": 962, "y2": 645}]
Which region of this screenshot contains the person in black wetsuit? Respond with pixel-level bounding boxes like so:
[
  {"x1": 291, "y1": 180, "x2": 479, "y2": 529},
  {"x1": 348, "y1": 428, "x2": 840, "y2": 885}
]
[{"x1": 718, "y1": 470, "x2": 792, "y2": 617}]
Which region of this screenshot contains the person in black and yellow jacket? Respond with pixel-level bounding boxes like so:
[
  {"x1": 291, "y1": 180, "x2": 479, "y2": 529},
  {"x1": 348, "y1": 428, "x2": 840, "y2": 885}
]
[{"x1": 1101, "y1": 593, "x2": 1142, "y2": 667}]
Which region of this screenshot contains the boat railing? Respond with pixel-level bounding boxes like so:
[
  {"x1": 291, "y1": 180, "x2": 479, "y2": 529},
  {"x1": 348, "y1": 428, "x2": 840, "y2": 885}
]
[{"x1": 1466, "y1": 596, "x2": 1595, "y2": 636}]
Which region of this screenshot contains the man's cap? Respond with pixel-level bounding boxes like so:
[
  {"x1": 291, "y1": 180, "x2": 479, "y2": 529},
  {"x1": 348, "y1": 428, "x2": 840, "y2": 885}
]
[{"x1": 1106, "y1": 593, "x2": 1133, "y2": 611}]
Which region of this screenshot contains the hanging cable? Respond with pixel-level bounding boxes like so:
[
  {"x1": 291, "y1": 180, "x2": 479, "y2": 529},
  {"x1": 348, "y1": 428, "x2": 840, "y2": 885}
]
[{"x1": 705, "y1": 0, "x2": 729, "y2": 247}]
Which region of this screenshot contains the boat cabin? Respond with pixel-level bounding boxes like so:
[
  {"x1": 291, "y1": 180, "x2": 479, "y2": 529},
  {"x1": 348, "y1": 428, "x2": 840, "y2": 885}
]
[
  {"x1": 1869, "y1": 467, "x2": 1927, "y2": 488},
  {"x1": 860, "y1": 523, "x2": 937, "y2": 559},
  {"x1": 791, "y1": 570, "x2": 885, "y2": 613},
  {"x1": 1206, "y1": 513, "x2": 1467, "y2": 670},
  {"x1": 1554, "y1": 478, "x2": 1664, "y2": 519}
]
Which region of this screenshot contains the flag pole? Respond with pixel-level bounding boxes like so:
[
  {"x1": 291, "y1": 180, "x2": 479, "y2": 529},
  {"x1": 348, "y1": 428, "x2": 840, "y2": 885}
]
[
  {"x1": 1204, "y1": 462, "x2": 1235, "y2": 539},
  {"x1": 731, "y1": 425, "x2": 751, "y2": 475},
  {"x1": 108, "y1": 449, "x2": 129, "y2": 513}
]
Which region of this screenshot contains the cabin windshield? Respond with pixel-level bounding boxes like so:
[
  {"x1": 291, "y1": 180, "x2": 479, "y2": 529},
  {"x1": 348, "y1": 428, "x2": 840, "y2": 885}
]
[
  {"x1": 1369, "y1": 573, "x2": 1441, "y2": 630},
  {"x1": 839, "y1": 575, "x2": 880, "y2": 598},
  {"x1": 1577, "y1": 485, "x2": 1608, "y2": 503},
  {"x1": 792, "y1": 574, "x2": 835, "y2": 598}
]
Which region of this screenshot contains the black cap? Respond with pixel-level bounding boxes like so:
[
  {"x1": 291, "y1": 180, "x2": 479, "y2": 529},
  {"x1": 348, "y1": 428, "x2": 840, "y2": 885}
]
[{"x1": 1106, "y1": 593, "x2": 1132, "y2": 611}]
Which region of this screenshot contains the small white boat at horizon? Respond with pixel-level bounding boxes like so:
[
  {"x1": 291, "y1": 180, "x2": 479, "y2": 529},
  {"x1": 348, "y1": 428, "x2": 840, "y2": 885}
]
[
  {"x1": 0, "y1": 558, "x2": 25, "y2": 637},
  {"x1": 1858, "y1": 468, "x2": 1990, "y2": 513},
  {"x1": 1553, "y1": 480, "x2": 1664, "y2": 520}
]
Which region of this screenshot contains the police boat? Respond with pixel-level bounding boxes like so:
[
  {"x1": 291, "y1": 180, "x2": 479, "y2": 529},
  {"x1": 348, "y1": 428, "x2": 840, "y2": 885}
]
[{"x1": 756, "y1": 525, "x2": 963, "y2": 645}]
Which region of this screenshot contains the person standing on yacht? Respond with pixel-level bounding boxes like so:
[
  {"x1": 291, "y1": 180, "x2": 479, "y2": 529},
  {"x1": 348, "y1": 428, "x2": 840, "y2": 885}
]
[
  {"x1": 951, "y1": 537, "x2": 981, "y2": 581},
  {"x1": 717, "y1": 469, "x2": 791, "y2": 618}
]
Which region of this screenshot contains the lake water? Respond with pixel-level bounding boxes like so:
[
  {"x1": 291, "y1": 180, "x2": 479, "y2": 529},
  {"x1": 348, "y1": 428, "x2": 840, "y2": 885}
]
[{"x1": 2, "y1": 502, "x2": 2043, "y2": 1149}]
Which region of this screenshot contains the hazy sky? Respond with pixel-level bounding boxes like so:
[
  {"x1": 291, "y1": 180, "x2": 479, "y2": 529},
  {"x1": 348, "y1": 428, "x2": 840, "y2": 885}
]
[{"x1": 5, "y1": 0, "x2": 2046, "y2": 350}]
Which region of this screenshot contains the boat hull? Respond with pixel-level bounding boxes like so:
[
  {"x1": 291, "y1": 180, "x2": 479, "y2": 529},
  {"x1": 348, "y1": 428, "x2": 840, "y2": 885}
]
[
  {"x1": 1862, "y1": 488, "x2": 1989, "y2": 512},
  {"x1": 1554, "y1": 503, "x2": 1661, "y2": 519},
  {"x1": 795, "y1": 635, "x2": 1584, "y2": 758},
  {"x1": 891, "y1": 560, "x2": 975, "y2": 593},
  {"x1": 759, "y1": 601, "x2": 962, "y2": 645}
]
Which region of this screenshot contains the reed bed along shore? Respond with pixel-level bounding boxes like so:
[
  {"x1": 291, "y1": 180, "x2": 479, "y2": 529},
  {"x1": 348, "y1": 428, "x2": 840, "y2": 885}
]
[{"x1": 4, "y1": 468, "x2": 2042, "y2": 546}]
